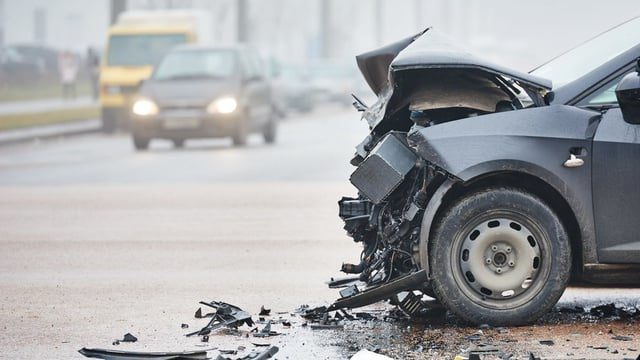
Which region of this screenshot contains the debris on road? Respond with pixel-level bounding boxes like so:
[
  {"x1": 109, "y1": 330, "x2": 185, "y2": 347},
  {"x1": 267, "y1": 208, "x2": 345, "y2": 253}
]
[
  {"x1": 78, "y1": 348, "x2": 209, "y2": 359},
  {"x1": 589, "y1": 303, "x2": 639, "y2": 319},
  {"x1": 455, "y1": 344, "x2": 505, "y2": 360},
  {"x1": 186, "y1": 301, "x2": 254, "y2": 337},
  {"x1": 251, "y1": 321, "x2": 280, "y2": 338},
  {"x1": 296, "y1": 304, "x2": 328, "y2": 321},
  {"x1": 215, "y1": 346, "x2": 278, "y2": 360},
  {"x1": 350, "y1": 349, "x2": 395, "y2": 360},
  {"x1": 112, "y1": 333, "x2": 138, "y2": 345},
  {"x1": 195, "y1": 307, "x2": 214, "y2": 319},
  {"x1": 258, "y1": 306, "x2": 271, "y2": 316},
  {"x1": 612, "y1": 335, "x2": 633, "y2": 341},
  {"x1": 539, "y1": 339, "x2": 555, "y2": 346}
]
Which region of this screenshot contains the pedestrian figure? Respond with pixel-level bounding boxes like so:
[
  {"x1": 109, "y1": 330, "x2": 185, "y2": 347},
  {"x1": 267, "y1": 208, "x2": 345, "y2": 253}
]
[
  {"x1": 58, "y1": 50, "x2": 78, "y2": 100},
  {"x1": 86, "y1": 47, "x2": 100, "y2": 101}
]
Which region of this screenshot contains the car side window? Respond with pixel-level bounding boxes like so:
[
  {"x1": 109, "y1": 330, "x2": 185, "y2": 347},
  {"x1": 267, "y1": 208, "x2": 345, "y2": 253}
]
[
  {"x1": 239, "y1": 51, "x2": 257, "y2": 79},
  {"x1": 579, "y1": 71, "x2": 631, "y2": 107},
  {"x1": 247, "y1": 51, "x2": 264, "y2": 80}
]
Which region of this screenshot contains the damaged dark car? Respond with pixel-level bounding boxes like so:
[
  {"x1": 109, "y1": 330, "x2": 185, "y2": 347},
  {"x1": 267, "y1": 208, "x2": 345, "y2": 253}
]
[{"x1": 334, "y1": 17, "x2": 640, "y2": 325}]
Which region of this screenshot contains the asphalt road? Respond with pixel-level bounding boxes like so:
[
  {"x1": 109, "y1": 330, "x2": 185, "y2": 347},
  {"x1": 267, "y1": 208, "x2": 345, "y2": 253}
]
[{"x1": 1, "y1": 107, "x2": 639, "y2": 359}]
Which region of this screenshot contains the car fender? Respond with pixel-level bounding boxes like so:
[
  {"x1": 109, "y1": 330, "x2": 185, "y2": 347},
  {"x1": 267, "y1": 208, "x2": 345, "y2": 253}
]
[{"x1": 411, "y1": 105, "x2": 602, "y2": 275}]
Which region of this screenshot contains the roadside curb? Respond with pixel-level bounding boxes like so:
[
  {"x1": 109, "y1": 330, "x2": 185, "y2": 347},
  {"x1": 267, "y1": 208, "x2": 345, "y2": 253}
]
[{"x1": 0, "y1": 119, "x2": 102, "y2": 146}]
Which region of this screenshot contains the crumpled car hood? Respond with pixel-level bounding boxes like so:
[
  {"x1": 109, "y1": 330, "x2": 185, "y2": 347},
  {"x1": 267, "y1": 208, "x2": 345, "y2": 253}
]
[
  {"x1": 356, "y1": 28, "x2": 553, "y2": 131},
  {"x1": 356, "y1": 29, "x2": 427, "y2": 95}
]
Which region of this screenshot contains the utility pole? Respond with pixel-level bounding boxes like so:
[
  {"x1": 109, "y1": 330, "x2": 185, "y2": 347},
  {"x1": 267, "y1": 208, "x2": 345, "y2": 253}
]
[
  {"x1": 0, "y1": 0, "x2": 4, "y2": 47},
  {"x1": 320, "y1": 0, "x2": 330, "y2": 58},
  {"x1": 374, "y1": 0, "x2": 382, "y2": 46},
  {"x1": 414, "y1": 0, "x2": 423, "y2": 31},
  {"x1": 237, "y1": 0, "x2": 248, "y2": 43},
  {"x1": 110, "y1": 0, "x2": 126, "y2": 25}
]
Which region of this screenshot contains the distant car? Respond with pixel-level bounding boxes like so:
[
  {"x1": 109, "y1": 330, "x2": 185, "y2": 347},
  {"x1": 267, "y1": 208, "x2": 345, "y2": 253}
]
[
  {"x1": 0, "y1": 44, "x2": 59, "y2": 84},
  {"x1": 270, "y1": 63, "x2": 317, "y2": 114},
  {"x1": 130, "y1": 45, "x2": 276, "y2": 150},
  {"x1": 306, "y1": 60, "x2": 363, "y2": 107}
]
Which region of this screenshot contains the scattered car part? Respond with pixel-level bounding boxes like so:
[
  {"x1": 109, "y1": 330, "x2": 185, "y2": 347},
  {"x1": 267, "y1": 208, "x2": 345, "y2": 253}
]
[
  {"x1": 328, "y1": 271, "x2": 427, "y2": 311},
  {"x1": 78, "y1": 348, "x2": 209, "y2": 360},
  {"x1": 251, "y1": 321, "x2": 280, "y2": 338},
  {"x1": 112, "y1": 333, "x2": 138, "y2": 345},
  {"x1": 215, "y1": 346, "x2": 278, "y2": 360},
  {"x1": 258, "y1": 306, "x2": 270, "y2": 316},
  {"x1": 350, "y1": 349, "x2": 394, "y2": 360},
  {"x1": 186, "y1": 301, "x2": 254, "y2": 337}
]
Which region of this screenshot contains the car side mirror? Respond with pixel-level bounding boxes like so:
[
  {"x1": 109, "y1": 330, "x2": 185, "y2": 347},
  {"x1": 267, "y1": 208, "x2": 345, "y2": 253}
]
[{"x1": 616, "y1": 58, "x2": 640, "y2": 124}]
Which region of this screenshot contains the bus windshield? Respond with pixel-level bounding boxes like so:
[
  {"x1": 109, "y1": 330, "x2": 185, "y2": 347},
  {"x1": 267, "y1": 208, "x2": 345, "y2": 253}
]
[{"x1": 107, "y1": 34, "x2": 187, "y2": 66}]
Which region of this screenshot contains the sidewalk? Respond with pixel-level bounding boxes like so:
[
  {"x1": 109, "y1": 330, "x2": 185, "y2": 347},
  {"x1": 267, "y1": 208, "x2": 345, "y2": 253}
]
[{"x1": 0, "y1": 96, "x2": 96, "y2": 116}]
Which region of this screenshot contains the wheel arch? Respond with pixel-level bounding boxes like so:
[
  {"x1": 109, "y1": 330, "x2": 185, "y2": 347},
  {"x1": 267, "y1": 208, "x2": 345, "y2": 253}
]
[{"x1": 420, "y1": 168, "x2": 584, "y2": 283}]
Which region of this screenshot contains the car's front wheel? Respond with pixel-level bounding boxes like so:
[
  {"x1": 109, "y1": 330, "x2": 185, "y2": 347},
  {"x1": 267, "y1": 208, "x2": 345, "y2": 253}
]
[
  {"x1": 172, "y1": 139, "x2": 185, "y2": 149},
  {"x1": 232, "y1": 113, "x2": 248, "y2": 147},
  {"x1": 263, "y1": 116, "x2": 277, "y2": 144},
  {"x1": 132, "y1": 135, "x2": 150, "y2": 151},
  {"x1": 429, "y1": 187, "x2": 570, "y2": 325}
]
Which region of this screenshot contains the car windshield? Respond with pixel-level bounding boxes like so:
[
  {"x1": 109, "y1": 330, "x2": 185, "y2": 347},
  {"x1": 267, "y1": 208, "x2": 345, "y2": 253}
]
[
  {"x1": 153, "y1": 49, "x2": 237, "y2": 80},
  {"x1": 107, "y1": 34, "x2": 186, "y2": 66},
  {"x1": 531, "y1": 17, "x2": 640, "y2": 88}
]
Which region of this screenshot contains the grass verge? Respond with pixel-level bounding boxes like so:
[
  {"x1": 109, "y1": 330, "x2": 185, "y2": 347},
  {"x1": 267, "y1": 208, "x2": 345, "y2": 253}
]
[
  {"x1": 0, "y1": 81, "x2": 92, "y2": 102},
  {"x1": 0, "y1": 106, "x2": 99, "y2": 131}
]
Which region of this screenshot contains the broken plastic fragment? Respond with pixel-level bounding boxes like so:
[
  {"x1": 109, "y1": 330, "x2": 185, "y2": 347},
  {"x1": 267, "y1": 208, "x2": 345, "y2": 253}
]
[
  {"x1": 258, "y1": 306, "x2": 271, "y2": 316},
  {"x1": 78, "y1": 348, "x2": 209, "y2": 359},
  {"x1": 350, "y1": 349, "x2": 394, "y2": 360}
]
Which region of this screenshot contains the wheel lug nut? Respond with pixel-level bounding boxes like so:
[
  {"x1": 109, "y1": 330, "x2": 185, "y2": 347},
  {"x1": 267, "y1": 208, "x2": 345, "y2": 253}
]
[
  {"x1": 495, "y1": 268, "x2": 502, "y2": 274},
  {"x1": 485, "y1": 258, "x2": 492, "y2": 264},
  {"x1": 491, "y1": 245, "x2": 498, "y2": 252},
  {"x1": 505, "y1": 247, "x2": 512, "y2": 253},
  {"x1": 508, "y1": 261, "x2": 515, "y2": 267}
]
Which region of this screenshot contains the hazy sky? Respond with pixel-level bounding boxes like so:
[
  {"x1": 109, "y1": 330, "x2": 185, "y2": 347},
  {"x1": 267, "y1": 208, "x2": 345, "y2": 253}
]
[{"x1": 2, "y1": 0, "x2": 639, "y2": 71}]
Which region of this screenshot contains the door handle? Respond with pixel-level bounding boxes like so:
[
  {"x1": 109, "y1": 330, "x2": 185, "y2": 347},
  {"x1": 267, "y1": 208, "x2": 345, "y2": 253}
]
[{"x1": 564, "y1": 154, "x2": 584, "y2": 168}]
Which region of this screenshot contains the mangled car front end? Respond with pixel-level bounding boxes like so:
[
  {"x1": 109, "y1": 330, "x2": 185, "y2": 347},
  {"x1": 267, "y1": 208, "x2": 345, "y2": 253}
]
[{"x1": 332, "y1": 22, "x2": 640, "y2": 325}]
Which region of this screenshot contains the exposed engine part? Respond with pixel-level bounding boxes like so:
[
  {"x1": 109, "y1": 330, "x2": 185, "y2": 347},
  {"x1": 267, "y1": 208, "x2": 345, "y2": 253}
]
[
  {"x1": 335, "y1": 135, "x2": 444, "y2": 312},
  {"x1": 349, "y1": 132, "x2": 418, "y2": 204}
]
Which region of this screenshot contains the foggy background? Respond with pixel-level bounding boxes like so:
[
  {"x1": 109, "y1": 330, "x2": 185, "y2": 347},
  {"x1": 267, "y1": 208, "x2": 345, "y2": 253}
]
[{"x1": 2, "y1": 0, "x2": 639, "y2": 71}]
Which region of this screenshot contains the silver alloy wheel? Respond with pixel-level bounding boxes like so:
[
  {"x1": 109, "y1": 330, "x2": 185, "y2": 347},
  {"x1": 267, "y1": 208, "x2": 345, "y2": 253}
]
[{"x1": 451, "y1": 213, "x2": 550, "y2": 310}]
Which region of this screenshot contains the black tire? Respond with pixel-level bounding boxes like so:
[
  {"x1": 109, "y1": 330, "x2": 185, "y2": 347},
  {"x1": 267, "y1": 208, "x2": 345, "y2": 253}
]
[
  {"x1": 101, "y1": 108, "x2": 117, "y2": 133},
  {"x1": 263, "y1": 116, "x2": 277, "y2": 144},
  {"x1": 172, "y1": 139, "x2": 185, "y2": 149},
  {"x1": 232, "y1": 114, "x2": 248, "y2": 147},
  {"x1": 429, "y1": 187, "x2": 570, "y2": 326},
  {"x1": 132, "y1": 135, "x2": 150, "y2": 151}
]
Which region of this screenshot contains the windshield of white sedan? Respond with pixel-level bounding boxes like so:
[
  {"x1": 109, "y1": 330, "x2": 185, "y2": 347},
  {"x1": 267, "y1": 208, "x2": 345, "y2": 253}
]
[
  {"x1": 531, "y1": 17, "x2": 640, "y2": 88},
  {"x1": 154, "y1": 50, "x2": 237, "y2": 80}
]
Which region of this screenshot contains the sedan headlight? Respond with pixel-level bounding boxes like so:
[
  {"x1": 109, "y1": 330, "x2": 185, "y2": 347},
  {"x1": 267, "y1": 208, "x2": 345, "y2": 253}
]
[
  {"x1": 206, "y1": 97, "x2": 238, "y2": 114},
  {"x1": 132, "y1": 98, "x2": 159, "y2": 117}
]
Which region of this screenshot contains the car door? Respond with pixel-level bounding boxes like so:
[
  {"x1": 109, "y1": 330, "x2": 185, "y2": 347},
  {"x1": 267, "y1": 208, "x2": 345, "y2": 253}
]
[
  {"x1": 583, "y1": 71, "x2": 640, "y2": 263},
  {"x1": 240, "y1": 50, "x2": 270, "y2": 129},
  {"x1": 246, "y1": 50, "x2": 271, "y2": 127}
]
